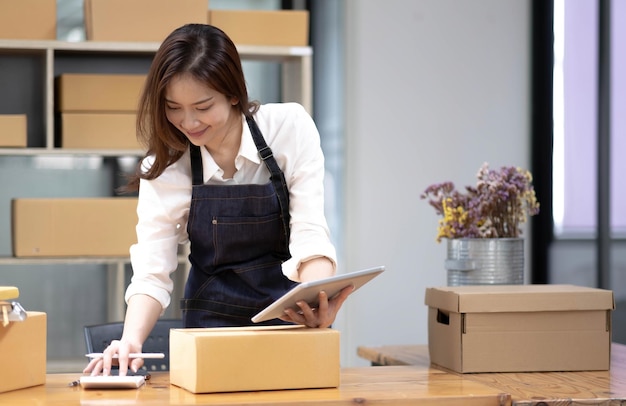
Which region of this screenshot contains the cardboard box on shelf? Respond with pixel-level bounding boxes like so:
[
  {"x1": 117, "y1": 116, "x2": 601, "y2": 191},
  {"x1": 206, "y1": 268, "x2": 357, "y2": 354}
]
[
  {"x1": 0, "y1": 312, "x2": 47, "y2": 393},
  {"x1": 207, "y1": 10, "x2": 309, "y2": 47},
  {"x1": 56, "y1": 74, "x2": 146, "y2": 112},
  {"x1": 0, "y1": 0, "x2": 56, "y2": 40},
  {"x1": 84, "y1": 0, "x2": 206, "y2": 42},
  {"x1": 170, "y1": 325, "x2": 340, "y2": 393},
  {"x1": 425, "y1": 284, "x2": 614, "y2": 373},
  {"x1": 60, "y1": 113, "x2": 141, "y2": 150},
  {"x1": 12, "y1": 198, "x2": 138, "y2": 257},
  {"x1": 0, "y1": 114, "x2": 27, "y2": 147}
]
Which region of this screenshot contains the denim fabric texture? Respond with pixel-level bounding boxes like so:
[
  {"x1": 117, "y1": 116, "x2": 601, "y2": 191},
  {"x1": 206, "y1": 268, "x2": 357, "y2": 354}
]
[{"x1": 180, "y1": 118, "x2": 297, "y2": 327}]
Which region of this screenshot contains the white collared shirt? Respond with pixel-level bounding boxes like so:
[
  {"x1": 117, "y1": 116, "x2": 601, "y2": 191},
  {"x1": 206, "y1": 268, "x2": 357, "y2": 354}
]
[{"x1": 125, "y1": 103, "x2": 337, "y2": 310}]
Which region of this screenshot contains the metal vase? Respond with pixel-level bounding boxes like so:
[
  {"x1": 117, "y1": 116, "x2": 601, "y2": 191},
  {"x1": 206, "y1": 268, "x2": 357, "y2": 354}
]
[{"x1": 445, "y1": 238, "x2": 524, "y2": 286}]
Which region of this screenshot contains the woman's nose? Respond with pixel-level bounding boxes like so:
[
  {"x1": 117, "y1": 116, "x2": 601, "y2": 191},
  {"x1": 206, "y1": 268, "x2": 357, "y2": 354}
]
[{"x1": 180, "y1": 111, "x2": 199, "y2": 130}]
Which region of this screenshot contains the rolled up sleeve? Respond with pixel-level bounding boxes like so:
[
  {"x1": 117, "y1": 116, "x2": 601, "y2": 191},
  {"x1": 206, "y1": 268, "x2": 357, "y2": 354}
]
[{"x1": 124, "y1": 154, "x2": 192, "y2": 311}]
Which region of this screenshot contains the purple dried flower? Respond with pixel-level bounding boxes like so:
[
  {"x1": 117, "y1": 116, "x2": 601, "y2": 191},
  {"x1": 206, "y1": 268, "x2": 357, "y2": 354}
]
[{"x1": 421, "y1": 162, "x2": 540, "y2": 242}]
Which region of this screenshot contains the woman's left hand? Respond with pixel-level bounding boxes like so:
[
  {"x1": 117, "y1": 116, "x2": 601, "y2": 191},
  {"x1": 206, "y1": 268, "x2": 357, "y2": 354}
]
[{"x1": 279, "y1": 284, "x2": 354, "y2": 328}]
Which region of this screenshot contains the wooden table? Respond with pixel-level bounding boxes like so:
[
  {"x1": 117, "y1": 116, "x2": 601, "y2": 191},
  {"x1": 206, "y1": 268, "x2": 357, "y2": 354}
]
[
  {"x1": 357, "y1": 342, "x2": 626, "y2": 405},
  {"x1": 0, "y1": 366, "x2": 511, "y2": 405}
]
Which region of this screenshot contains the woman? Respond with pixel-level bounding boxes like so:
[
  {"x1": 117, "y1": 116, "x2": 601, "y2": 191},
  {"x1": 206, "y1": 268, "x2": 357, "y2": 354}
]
[{"x1": 84, "y1": 23, "x2": 352, "y2": 376}]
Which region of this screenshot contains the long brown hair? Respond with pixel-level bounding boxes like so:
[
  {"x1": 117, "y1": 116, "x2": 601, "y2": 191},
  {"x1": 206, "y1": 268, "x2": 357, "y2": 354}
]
[{"x1": 123, "y1": 24, "x2": 258, "y2": 192}]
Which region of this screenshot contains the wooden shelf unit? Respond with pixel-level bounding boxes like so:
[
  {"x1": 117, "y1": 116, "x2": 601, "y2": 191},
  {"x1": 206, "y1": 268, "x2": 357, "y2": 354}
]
[
  {"x1": 0, "y1": 39, "x2": 312, "y2": 154},
  {"x1": 0, "y1": 39, "x2": 312, "y2": 320}
]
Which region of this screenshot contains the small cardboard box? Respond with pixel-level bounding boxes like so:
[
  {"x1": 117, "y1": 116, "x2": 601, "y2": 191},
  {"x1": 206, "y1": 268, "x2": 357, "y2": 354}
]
[
  {"x1": 0, "y1": 0, "x2": 56, "y2": 40},
  {"x1": 56, "y1": 74, "x2": 146, "y2": 112},
  {"x1": 0, "y1": 115, "x2": 27, "y2": 147},
  {"x1": 425, "y1": 284, "x2": 614, "y2": 373},
  {"x1": 61, "y1": 113, "x2": 141, "y2": 150},
  {"x1": 0, "y1": 312, "x2": 47, "y2": 393},
  {"x1": 84, "y1": 0, "x2": 207, "y2": 42},
  {"x1": 12, "y1": 198, "x2": 138, "y2": 257},
  {"x1": 170, "y1": 325, "x2": 340, "y2": 393},
  {"x1": 207, "y1": 10, "x2": 309, "y2": 46}
]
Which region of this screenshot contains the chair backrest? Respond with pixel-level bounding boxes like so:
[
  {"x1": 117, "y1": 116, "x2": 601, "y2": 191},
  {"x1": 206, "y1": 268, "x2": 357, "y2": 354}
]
[{"x1": 83, "y1": 319, "x2": 183, "y2": 372}]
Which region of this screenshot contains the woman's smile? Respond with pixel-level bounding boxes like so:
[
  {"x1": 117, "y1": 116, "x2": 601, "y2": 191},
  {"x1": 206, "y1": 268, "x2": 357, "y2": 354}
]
[{"x1": 165, "y1": 73, "x2": 240, "y2": 150}]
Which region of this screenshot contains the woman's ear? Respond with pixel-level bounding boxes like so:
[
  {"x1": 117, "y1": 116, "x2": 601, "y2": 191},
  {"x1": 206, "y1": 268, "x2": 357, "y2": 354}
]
[{"x1": 231, "y1": 97, "x2": 239, "y2": 106}]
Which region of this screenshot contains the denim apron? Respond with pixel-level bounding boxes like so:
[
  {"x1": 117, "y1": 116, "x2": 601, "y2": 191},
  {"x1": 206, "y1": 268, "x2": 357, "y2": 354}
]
[{"x1": 180, "y1": 116, "x2": 298, "y2": 327}]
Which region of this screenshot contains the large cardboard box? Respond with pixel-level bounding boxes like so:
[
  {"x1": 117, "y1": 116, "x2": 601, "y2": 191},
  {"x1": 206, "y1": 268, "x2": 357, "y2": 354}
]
[
  {"x1": 0, "y1": 0, "x2": 56, "y2": 40},
  {"x1": 425, "y1": 284, "x2": 614, "y2": 373},
  {"x1": 208, "y1": 10, "x2": 309, "y2": 46},
  {"x1": 170, "y1": 325, "x2": 340, "y2": 393},
  {"x1": 0, "y1": 114, "x2": 27, "y2": 147},
  {"x1": 0, "y1": 312, "x2": 47, "y2": 393},
  {"x1": 12, "y1": 198, "x2": 138, "y2": 257},
  {"x1": 56, "y1": 74, "x2": 146, "y2": 112},
  {"x1": 84, "y1": 0, "x2": 206, "y2": 42},
  {"x1": 61, "y1": 113, "x2": 141, "y2": 150}
]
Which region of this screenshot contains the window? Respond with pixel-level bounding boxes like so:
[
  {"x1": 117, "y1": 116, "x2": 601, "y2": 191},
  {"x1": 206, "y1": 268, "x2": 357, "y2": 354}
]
[{"x1": 553, "y1": 0, "x2": 626, "y2": 237}]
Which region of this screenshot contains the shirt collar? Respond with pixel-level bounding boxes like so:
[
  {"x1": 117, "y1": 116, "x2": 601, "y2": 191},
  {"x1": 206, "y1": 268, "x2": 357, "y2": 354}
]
[{"x1": 198, "y1": 114, "x2": 261, "y2": 182}]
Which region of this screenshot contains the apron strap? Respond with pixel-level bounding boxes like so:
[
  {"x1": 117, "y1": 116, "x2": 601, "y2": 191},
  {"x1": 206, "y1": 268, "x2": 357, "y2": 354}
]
[
  {"x1": 245, "y1": 115, "x2": 291, "y2": 244},
  {"x1": 188, "y1": 117, "x2": 291, "y2": 243}
]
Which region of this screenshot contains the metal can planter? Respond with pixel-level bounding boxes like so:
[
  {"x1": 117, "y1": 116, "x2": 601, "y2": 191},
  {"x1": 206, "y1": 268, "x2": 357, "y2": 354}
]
[{"x1": 445, "y1": 238, "x2": 524, "y2": 286}]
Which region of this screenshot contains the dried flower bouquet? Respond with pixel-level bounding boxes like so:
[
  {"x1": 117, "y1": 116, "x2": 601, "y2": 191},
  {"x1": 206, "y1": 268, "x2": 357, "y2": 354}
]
[{"x1": 421, "y1": 163, "x2": 540, "y2": 242}]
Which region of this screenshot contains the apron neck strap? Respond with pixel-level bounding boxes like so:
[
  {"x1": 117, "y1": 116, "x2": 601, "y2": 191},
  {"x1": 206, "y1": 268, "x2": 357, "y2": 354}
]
[{"x1": 188, "y1": 116, "x2": 291, "y2": 242}]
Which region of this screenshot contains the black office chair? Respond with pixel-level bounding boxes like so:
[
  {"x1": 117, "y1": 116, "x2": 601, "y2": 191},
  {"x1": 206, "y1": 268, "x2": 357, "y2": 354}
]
[{"x1": 83, "y1": 318, "x2": 183, "y2": 372}]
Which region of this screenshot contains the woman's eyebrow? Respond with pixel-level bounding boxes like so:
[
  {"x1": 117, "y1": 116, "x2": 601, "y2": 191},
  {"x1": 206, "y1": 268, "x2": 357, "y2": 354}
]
[{"x1": 165, "y1": 97, "x2": 214, "y2": 105}]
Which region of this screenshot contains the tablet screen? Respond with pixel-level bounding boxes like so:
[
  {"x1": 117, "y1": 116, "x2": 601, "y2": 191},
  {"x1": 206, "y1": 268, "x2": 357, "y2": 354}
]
[{"x1": 251, "y1": 266, "x2": 385, "y2": 323}]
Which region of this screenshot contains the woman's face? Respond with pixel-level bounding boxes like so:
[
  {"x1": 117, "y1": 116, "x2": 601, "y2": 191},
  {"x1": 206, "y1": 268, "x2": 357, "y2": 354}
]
[{"x1": 164, "y1": 73, "x2": 239, "y2": 148}]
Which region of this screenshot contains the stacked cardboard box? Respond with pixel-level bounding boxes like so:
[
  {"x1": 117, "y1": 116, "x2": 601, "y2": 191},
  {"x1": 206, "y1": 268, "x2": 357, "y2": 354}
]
[
  {"x1": 84, "y1": 0, "x2": 206, "y2": 42},
  {"x1": 0, "y1": 0, "x2": 56, "y2": 40},
  {"x1": 56, "y1": 73, "x2": 146, "y2": 150},
  {"x1": 0, "y1": 115, "x2": 27, "y2": 147},
  {"x1": 12, "y1": 198, "x2": 138, "y2": 257},
  {"x1": 207, "y1": 10, "x2": 309, "y2": 47}
]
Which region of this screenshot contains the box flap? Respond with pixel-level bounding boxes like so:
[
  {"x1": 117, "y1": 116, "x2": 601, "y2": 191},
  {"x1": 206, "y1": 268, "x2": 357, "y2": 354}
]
[{"x1": 425, "y1": 284, "x2": 614, "y2": 313}]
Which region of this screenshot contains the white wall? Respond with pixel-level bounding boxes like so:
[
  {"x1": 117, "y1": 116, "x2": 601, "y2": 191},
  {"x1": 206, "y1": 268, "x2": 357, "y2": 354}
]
[{"x1": 336, "y1": 0, "x2": 531, "y2": 366}]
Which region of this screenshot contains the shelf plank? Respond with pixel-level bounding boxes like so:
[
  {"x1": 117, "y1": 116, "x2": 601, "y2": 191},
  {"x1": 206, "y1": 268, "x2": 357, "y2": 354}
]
[
  {"x1": 0, "y1": 148, "x2": 145, "y2": 157},
  {"x1": 0, "y1": 39, "x2": 312, "y2": 58},
  {"x1": 0, "y1": 256, "x2": 188, "y2": 265}
]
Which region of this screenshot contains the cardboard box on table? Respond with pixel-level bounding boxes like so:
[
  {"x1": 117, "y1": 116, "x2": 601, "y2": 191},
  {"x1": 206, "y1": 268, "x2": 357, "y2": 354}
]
[
  {"x1": 170, "y1": 325, "x2": 340, "y2": 393},
  {"x1": 0, "y1": 0, "x2": 56, "y2": 40},
  {"x1": 0, "y1": 286, "x2": 46, "y2": 394},
  {"x1": 207, "y1": 10, "x2": 309, "y2": 46},
  {"x1": 425, "y1": 284, "x2": 614, "y2": 373},
  {"x1": 0, "y1": 115, "x2": 27, "y2": 147},
  {"x1": 84, "y1": 0, "x2": 207, "y2": 42},
  {"x1": 11, "y1": 198, "x2": 138, "y2": 257}
]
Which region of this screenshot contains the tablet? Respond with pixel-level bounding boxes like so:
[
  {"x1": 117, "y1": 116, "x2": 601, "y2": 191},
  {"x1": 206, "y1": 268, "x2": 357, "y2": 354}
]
[{"x1": 251, "y1": 265, "x2": 385, "y2": 323}]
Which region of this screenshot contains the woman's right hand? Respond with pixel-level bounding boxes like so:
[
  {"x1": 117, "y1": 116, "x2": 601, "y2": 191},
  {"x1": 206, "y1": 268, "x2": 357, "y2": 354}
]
[
  {"x1": 83, "y1": 294, "x2": 162, "y2": 376},
  {"x1": 82, "y1": 339, "x2": 144, "y2": 376}
]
